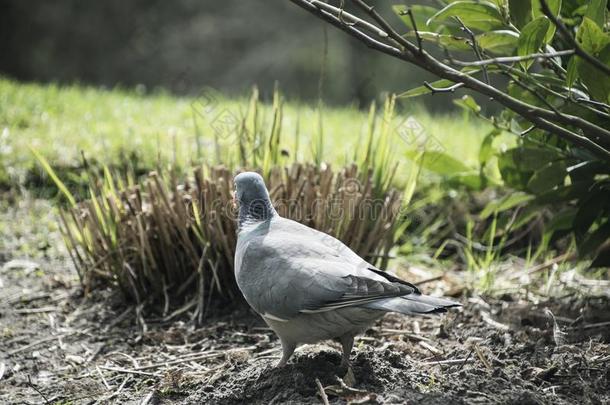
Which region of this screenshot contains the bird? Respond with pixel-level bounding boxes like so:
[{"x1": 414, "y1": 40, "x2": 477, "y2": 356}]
[{"x1": 233, "y1": 171, "x2": 460, "y2": 369}]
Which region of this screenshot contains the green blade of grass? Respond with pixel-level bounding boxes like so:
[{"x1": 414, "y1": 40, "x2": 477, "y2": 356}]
[{"x1": 29, "y1": 146, "x2": 77, "y2": 206}]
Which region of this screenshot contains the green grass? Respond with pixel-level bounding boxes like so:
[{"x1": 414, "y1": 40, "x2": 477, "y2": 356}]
[{"x1": 0, "y1": 76, "x2": 495, "y2": 184}]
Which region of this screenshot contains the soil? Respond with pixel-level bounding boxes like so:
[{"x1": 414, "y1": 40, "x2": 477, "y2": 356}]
[{"x1": 1, "y1": 200, "x2": 609, "y2": 404}]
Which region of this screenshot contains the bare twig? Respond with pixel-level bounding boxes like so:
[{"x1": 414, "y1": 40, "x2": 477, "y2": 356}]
[
  {"x1": 481, "y1": 312, "x2": 510, "y2": 331},
  {"x1": 405, "y1": 8, "x2": 423, "y2": 53},
  {"x1": 419, "y1": 341, "x2": 443, "y2": 355},
  {"x1": 570, "y1": 321, "x2": 610, "y2": 331},
  {"x1": 520, "y1": 126, "x2": 536, "y2": 136},
  {"x1": 421, "y1": 358, "x2": 475, "y2": 366},
  {"x1": 96, "y1": 365, "x2": 111, "y2": 391},
  {"x1": 474, "y1": 345, "x2": 492, "y2": 369},
  {"x1": 315, "y1": 378, "x2": 330, "y2": 405},
  {"x1": 416, "y1": 275, "x2": 443, "y2": 286},
  {"x1": 140, "y1": 391, "x2": 155, "y2": 405},
  {"x1": 458, "y1": 349, "x2": 474, "y2": 371},
  {"x1": 26, "y1": 375, "x2": 50, "y2": 404},
  {"x1": 455, "y1": 16, "x2": 489, "y2": 85},
  {"x1": 8, "y1": 334, "x2": 71, "y2": 355},
  {"x1": 378, "y1": 328, "x2": 431, "y2": 341},
  {"x1": 13, "y1": 306, "x2": 60, "y2": 314},
  {"x1": 103, "y1": 306, "x2": 134, "y2": 332},
  {"x1": 424, "y1": 81, "x2": 465, "y2": 94},
  {"x1": 310, "y1": 0, "x2": 388, "y2": 39},
  {"x1": 134, "y1": 346, "x2": 257, "y2": 370},
  {"x1": 98, "y1": 376, "x2": 131, "y2": 403},
  {"x1": 574, "y1": 97, "x2": 610, "y2": 112},
  {"x1": 452, "y1": 49, "x2": 575, "y2": 67},
  {"x1": 511, "y1": 252, "x2": 574, "y2": 280},
  {"x1": 98, "y1": 365, "x2": 161, "y2": 377}
]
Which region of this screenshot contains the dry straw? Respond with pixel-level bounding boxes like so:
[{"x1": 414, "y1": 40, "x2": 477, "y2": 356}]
[{"x1": 59, "y1": 163, "x2": 402, "y2": 321}]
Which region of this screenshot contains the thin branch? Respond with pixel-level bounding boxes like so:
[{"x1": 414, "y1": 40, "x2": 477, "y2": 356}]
[
  {"x1": 452, "y1": 49, "x2": 575, "y2": 67},
  {"x1": 575, "y1": 97, "x2": 610, "y2": 112},
  {"x1": 455, "y1": 16, "x2": 489, "y2": 85},
  {"x1": 424, "y1": 81, "x2": 464, "y2": 93},
  {"x1": 405, "y1": 8, "x2": 423, "y2": 53},
  {"x1": 310, "y1": 0, "x2": 388, "y2": 39},
  {"x1": 315, "y1": 378, "x2": 330, "y2": 405},
  {"x1": 296, "y1": 0, "x2": 401, "y2": 55},
  {"x1": 500, "y1": 70, "x2": 563, "y2": 115},
  {"x1": 349, "y1": 0, "x2": 418, "y2": 54},
  {"x1": 491, "y1": 59, "x2": 610, "y2": 119},
  {"x1": 539, "y1": 0, "x2": 610, "y2": 76},
  {"x1": 337, "y1": 0, "x2": 356, "y2": 27},
  {"x1": 520, "y1": 126, "x2": 536, "y2": 136}
]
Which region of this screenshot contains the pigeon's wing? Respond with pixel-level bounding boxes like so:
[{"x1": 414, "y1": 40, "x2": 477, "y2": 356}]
[{"x1": 235, "y1": 218, "x2": 419, "y2": 320}]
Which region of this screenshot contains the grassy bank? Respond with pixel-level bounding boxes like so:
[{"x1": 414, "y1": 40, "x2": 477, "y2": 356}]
[{"x1": 0, "y1": 77, "x2": 495, "y2": 186}]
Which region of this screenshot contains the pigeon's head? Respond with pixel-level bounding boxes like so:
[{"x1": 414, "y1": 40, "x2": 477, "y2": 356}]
[{"x1": 233, "y1": 172, "x2": 276, "y2": 223}]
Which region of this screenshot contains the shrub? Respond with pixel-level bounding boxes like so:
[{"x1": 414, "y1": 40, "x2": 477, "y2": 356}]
[{"x1": 58, "y1": 163, "x2": 402, "y2": 320}]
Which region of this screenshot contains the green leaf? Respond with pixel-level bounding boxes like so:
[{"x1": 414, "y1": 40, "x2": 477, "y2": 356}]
[
  {"x1": 518, "y1": 17, "x2": 551, "y2": 70},
  {"x1": 579, "y1": 218, "x2": 610, "y2": 257},
  {"x1": 479, "y1": 129, "x2": 501, "y2": 167},
  {"x1": 527, "y1": 160, "x2": 568, "y2": 193},
  {"x1": 30, "y1": 146, "x2": 77, "y2": 206},
  {"x1": 565, "y1": 55, "x2": 579, "y2": 88},
  {"x1": 498, "y1": 146, "x2": 562, "y2": 189},
  {"x1": 453, "y1": 95, "x2": 482, "y2": 113},
  {"x1": 427, "y1": 1, "x2": 506, "y2": 31},
  {"x1": 576, "y1": 17, "x2": 610, "y2": 54},
  {"x1": 398, "y1": 78, "x2": 457, "y2": 98},
  {"x1": 532, "y1": 0, "x2": 561, "y2": 42},
  {"x1": 576, "y1": 18, "x2": 610, "y2": 103},
  {"x1": 480, "y1": 192, "x2": 535, "y2": 219},
  {"x1": 584, "y1": 0, "x2": 608, "y2": 28},
  {"x1": 477, "y1": 30, "x2": 520, "y2": 55},
  {"x1": 533, "y1": 180, "x2": 593, "y2": 204},
  {"x1": 393, "y1": 5, "x2": 445, "y2": 32},
  {"x1": 405, "y1": 31, "x2": 471, "y2": 51},
  {"x1": 573, "y1": 184, "x2": 610, "y2": 236},
  {"x1": 398, "y1": 67, "x2": 485, "y2": 98},
  {"x1": 405, "y1": 150, "x2": 472, "y2": 175},
  {"x1": 532, "y1": 0, "x2": 561, "y2": 19},
  {"x1": 447, "y1": 172, "x2": 484, "y2": 190},
  {"x1": 545, "y1": 207, "x2": 577, "y2": 233},
  {"x1": 509, "y1": 0, "x2": 532, "y2": 28}
]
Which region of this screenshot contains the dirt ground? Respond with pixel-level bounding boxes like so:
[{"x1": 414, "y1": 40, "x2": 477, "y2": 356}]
[{"x1": 1, "y1": 200, "x2": 610, "y2": 404}]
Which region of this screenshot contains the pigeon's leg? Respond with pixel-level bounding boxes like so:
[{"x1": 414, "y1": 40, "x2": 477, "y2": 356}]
[
  {"x1": 276, "y1": 338, "x2": 296, "y2": 367},
  {"x1": 339, "y1": 335, "x2": 354, "y2": 368}
]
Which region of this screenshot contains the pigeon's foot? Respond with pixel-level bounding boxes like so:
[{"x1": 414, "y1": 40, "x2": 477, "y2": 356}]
[
  {"x1": 276, "y1": 339, "x2": 296, "y2": 368},
  {"x1": 339, "y1": 335, "x2": 354, "y2": 369}
]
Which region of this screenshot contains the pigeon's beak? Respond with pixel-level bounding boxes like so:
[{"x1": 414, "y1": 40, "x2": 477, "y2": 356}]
[{"x1": 232, "y1": 191, "x2": 237, "y2": 210}]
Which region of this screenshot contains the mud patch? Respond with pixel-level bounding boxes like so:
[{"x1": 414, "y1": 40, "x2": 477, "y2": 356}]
[{"x1": 1, "y1": 199, "x2": 609, "y2": 404}]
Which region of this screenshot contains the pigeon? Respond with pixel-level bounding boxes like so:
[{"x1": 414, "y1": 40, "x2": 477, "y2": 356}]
[{"x1": 233, "y1": 172, "x2": 460, "y2": 368}]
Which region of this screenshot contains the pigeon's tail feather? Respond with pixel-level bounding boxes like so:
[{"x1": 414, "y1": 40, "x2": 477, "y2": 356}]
[{"x1": 364, "y1": 294, "x2": 460, "y2": 315}]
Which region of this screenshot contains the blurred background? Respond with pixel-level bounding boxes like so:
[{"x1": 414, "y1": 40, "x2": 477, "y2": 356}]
[{"x1": 0, "y1": 0, "x2": 452, "y2": 109}]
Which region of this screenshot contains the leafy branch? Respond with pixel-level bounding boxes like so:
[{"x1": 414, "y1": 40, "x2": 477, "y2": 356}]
[{"x1": 289, "y1": 0, "x2": 610, "y2": 161}]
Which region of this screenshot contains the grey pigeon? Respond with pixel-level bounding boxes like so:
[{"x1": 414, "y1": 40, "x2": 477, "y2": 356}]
[{"x1": 234, "y1": 172, "x2": 460, "y2": 368}]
